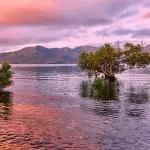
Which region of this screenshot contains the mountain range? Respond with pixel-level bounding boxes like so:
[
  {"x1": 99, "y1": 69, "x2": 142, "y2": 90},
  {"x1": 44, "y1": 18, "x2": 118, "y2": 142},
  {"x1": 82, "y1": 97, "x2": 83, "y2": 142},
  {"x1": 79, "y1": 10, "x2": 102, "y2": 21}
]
[
  {"x1": 0, "y1": 45, "x2": 98, "y2": 64},
  {"x1": 0, "y1": 45, "x2": 149, "y2": 64}
]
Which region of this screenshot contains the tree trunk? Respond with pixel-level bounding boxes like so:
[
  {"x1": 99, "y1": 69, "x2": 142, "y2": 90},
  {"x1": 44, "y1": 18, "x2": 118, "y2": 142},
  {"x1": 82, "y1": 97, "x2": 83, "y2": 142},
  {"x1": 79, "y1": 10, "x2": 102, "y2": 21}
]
[{"x1": 104, "y1": 73, "x2": 116, "y2": 81}]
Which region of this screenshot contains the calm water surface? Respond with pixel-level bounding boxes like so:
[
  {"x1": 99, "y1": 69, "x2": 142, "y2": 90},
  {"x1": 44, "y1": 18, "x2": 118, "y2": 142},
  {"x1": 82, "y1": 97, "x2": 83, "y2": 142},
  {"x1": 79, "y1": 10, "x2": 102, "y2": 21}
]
[{"x1": 0, "y1": 65, "x2": 150, "y2": 150}]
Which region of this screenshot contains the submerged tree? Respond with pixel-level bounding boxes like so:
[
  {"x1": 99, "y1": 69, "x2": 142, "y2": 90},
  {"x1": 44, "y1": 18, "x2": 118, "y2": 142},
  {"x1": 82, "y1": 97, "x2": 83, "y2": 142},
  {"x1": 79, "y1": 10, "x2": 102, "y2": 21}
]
[
  {"x1": 80, "y1": 78, "x2": 119, "y2": 101},
  {"x1": 0, "y1": 63, "x2": 13, "y2": 89},
  {"x1": 79, "y1": 43, "x2": 150, "y2": 80}
]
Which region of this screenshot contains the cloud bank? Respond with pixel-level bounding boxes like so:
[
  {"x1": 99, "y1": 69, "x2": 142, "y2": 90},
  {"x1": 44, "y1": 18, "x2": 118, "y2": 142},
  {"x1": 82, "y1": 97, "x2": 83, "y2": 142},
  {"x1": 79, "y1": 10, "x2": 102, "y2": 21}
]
[{"x1": 0, "y1": 0, "x2": 149, "y2": 51}]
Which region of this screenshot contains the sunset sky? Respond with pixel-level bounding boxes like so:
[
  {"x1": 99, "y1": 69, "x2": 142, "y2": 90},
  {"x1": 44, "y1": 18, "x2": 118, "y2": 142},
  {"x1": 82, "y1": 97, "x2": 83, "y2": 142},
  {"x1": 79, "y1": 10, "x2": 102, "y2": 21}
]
[{"x1": 0, "y1": 0, "x2": 150, "y2": 52}]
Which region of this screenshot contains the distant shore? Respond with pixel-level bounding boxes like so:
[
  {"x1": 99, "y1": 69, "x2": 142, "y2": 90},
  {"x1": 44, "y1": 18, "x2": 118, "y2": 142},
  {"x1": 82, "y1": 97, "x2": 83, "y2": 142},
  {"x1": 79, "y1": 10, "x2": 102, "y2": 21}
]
[{"x1": 11, "y1": 64, "x2": 78, "y2": 67}]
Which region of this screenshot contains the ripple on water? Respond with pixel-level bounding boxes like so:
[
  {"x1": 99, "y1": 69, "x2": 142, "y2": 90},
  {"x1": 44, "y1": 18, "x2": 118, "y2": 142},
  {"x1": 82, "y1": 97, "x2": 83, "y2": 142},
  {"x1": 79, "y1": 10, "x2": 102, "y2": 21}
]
[
  {"x1": 0, "y1": 103, "x2": 100, "y2": 150},
  {"x1": 1, "y1": 65, "x2": 150, "y2": 150}
]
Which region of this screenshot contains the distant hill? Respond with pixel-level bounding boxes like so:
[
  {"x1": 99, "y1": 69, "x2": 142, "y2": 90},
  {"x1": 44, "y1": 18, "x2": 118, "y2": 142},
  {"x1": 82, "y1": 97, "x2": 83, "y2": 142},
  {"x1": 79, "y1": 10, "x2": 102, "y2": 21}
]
[
  {"x1": 144, "y1": 44, "x2": 150, "y2": 52},
  {"x1": 0, "y1": 45, "x2": 98, "y2": 64}
]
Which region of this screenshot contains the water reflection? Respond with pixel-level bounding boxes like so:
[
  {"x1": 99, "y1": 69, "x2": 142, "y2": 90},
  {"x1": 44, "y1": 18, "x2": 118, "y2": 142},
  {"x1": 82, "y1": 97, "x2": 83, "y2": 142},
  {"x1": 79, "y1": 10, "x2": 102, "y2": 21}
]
[
  {"x1": 13, "y1": 66, "x2": 80, "y2": 76},
  {"x1": 0, "y1": 91, "x2": 13, "y2": 120},
  {"x1": 124, "y1": 85, "x2": 150, "y2": 119},
  {"x1": 80, "y1": 78, "x2": 150, "y2": 119},
  {"x1": 126, "y1": 86, "x2": 149, "y2": 104},
  {"x1": 6, "y1": 65, "x2": 150, "y2": 149},
  {"x1": 80, "y1": 78, "x2": 119, "y2": 101},
  {"x1": 11, "y1": 66, "x2": 85, "y2": 97},
  {"x1": 126, "y1": 108, "x2": 145, "y2": 118},
  {"x1": 92, "y1": 104, "x2": 120, "y2": 117}
]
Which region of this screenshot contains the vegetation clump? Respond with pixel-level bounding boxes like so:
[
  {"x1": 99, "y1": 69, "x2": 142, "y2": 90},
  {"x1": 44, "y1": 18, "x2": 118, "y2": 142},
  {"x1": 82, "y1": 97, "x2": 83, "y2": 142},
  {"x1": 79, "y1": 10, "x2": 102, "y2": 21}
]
[
  {"x1": 0, "y1": 63, "x2": 13, "y2": 89},
  {"x1": 79, "y1": 43, "x2": 150, "y2": 80},
  {"x1": 80, "y1": 78, "x2": 119, "y2": 101}
]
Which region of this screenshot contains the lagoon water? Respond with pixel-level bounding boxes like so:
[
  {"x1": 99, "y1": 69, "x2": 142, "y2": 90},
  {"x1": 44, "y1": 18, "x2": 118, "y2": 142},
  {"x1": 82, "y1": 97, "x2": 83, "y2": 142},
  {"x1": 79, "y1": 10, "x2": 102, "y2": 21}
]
[{"x1": 0, "y1": 64, "x2": 150, "y2": 149}]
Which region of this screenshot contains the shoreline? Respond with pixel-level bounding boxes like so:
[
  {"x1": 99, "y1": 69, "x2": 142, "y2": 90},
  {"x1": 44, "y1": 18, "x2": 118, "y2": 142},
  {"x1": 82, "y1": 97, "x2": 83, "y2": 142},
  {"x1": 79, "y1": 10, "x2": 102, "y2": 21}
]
[{"x1": 11, "y1": 64, "x2": 78, "y2": 67}]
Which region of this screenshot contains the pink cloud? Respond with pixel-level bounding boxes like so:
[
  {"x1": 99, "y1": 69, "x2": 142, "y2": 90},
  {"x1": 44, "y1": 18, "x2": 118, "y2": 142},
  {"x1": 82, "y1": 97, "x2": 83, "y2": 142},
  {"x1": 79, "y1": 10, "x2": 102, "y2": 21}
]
[
  {"x1": 0, "y1": 0, "x2": 135, "y2": 26},
  {"x1": 0, "y1": 0, "x2": 59, "y2": 25},
  {"x1": 142, "y1": 12, "x2": 150, "y2": 19}
]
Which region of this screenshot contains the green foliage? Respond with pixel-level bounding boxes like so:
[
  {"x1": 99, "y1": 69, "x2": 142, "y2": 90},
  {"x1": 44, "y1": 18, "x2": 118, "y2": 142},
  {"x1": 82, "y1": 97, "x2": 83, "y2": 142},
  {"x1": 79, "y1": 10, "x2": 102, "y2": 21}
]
[
  {"x1": 79, "y1": 51, "x2": 99, "y2": 77},
  {"x1": 124, "y1": 43, "x2": 150, "y2": 67},
  {"x1": 0, "y1": 63, "x2": 13, "y2": 89},
  {"x1": 79, "y1": 43, "x2": 150, "y2": 79}
]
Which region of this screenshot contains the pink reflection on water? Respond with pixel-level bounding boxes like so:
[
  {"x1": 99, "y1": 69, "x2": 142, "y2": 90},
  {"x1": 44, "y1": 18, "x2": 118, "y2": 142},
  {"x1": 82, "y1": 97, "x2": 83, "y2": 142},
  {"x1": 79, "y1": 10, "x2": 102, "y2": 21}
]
[{"x1": 0, "y1": 98, "x2": 101, "y2": 149}]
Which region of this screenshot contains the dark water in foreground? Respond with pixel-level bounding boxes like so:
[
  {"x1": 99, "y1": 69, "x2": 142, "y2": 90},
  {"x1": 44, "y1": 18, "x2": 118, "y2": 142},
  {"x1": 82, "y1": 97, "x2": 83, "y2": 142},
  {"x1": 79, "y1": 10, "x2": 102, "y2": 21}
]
[{"x1": 0, "y1": 65, "x2": 150, "y2": 150}]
